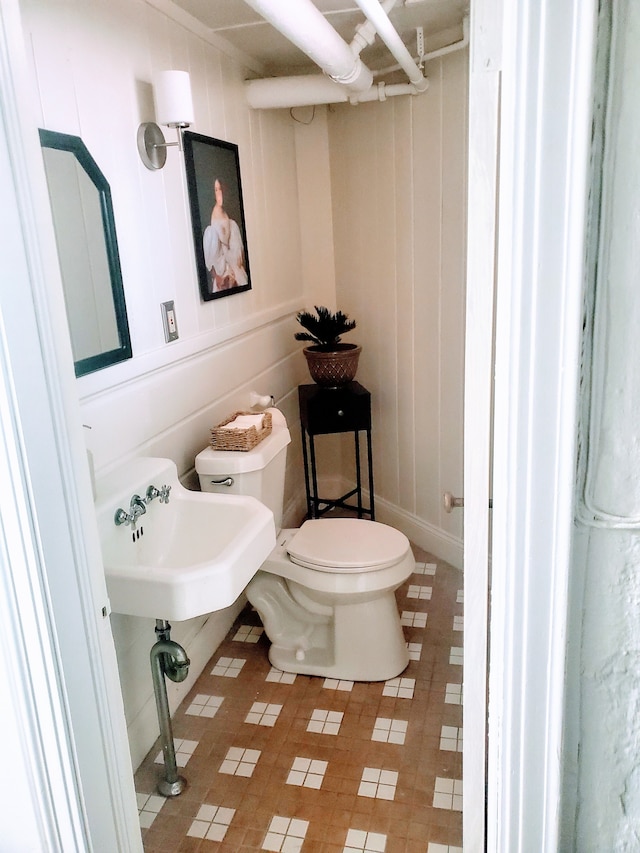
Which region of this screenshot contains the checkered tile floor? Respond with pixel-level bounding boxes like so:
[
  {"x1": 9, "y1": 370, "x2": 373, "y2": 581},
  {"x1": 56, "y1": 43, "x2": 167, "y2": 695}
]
[{"x1": 135, "y1": 543, "x2": 463, "y2": 852}]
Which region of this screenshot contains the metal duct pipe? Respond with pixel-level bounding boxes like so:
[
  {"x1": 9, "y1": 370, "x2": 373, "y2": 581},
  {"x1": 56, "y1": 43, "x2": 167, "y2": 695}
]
[
  {"x1": 353, "y1": 0, "x2": 428, "y2": 91},
  {"x1": 242, "y1": 0, "x2": 373, "y2": 91}
]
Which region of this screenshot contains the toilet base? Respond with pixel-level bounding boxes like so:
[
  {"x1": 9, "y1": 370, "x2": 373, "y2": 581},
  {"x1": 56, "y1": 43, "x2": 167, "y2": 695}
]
[
  {"x1": 268, "y1": 593, "x2": 409, "y2": 681},
  {"x1": 247, "y1": 570, "x2": 410, "y2": 682}
]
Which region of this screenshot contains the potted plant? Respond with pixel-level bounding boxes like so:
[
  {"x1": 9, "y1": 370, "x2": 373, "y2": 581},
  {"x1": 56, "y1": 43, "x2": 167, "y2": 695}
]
[{"x1": 295, "y1": 305, "x2": 361, "y2": 387}]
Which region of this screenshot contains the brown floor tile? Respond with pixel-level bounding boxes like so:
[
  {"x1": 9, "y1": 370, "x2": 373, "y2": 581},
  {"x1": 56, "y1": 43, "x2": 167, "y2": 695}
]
[{"x1": 135, "y1": 548, "x2": 463, "y2": 852}]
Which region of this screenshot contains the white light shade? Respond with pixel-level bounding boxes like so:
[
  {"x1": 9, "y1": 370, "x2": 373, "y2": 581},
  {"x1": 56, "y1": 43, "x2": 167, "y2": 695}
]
[{"x1": 154, "y1": 70, "x2": 194, "y2": 126}]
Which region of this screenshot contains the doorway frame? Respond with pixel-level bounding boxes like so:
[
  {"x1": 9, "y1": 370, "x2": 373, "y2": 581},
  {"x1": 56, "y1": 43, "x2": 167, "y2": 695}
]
[
  {"x1": 1, "y1": 0, "x2": 601, "y2": 848},
  {"x1": 0, "y1": 0, "x2": 141, "y2": 848},
  {"x1": 472, "y1": 0, "x2": 599, "y2": 850}
]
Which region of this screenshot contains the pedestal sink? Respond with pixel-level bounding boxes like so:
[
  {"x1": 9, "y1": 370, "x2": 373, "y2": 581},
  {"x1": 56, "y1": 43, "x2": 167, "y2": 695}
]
[{"x1": 95, "y1": 456, "x2": 276, "y2": 621}]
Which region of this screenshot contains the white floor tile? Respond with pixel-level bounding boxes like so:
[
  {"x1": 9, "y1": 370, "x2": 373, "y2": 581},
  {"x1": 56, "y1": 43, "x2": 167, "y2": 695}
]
[
  {"x1": 440, "y1": 725, "x2": 463, "y2": 752},
  {"x1": 433, "y1": 777, "x2": 463, "y2": 811},
  {"x1": 323, "y1": 677, "x2": 354, "y2": 691},
  {"x1": 445, "y1": 683, "x2": 463, "y2": 705},
  {"x1": 186, "y1": 694, "x2": 224, "y2": 717},
  {"x1": 407, "y1": 584, "x2": 432, "y2": 600},
  {"x1": 154, "y1": 738, "x2": 198, "y2": 767},
  {"x1": 219, "y1": 746, "x2": 261, "y2": 777},
  {"x1": 307, "y1": 709, "x2": 344, "y2": 735},
  {"x1": 211, "y1": 656, "x2": 246, "y2": 677},
  {"x1": 233, "y1": 625, "x2": 264, "y2": 643},
  {"x1": 371, "y1": 717, "x2": 408, "y2": 745},
  {"x1": 344, "y1": 828, "x2": 387, "y2": 851},
  {"x1": 382, "y1": 677, "x2": 415, "y2": 699},
  {"x1": 263, "y1": 816, "x2": 309, "y2": 852},
  {"x1": 413, "y1": 561, "x2": 437, "y2": 576},
  {"x1": 358, "y1": 768, "x2": 398, "y2": 800},
  {"x1": 245, "y1": 702, "x2": 283, "y2": 726},
  {"x1": 286, "y1": 756, "x2": 328, "y2": 789},
  {"x1": 187, "y1": 804, "x2": 235, "y2": 842},
  {"x1": 265, "y1": 667, "x2": 297, "y2": 684},
  {"x1": 449, "y1": 646, "x2": 464, "y2": 666},
  {"x1": 400, "y1": 611, "x2": 428, "y2": 629}
]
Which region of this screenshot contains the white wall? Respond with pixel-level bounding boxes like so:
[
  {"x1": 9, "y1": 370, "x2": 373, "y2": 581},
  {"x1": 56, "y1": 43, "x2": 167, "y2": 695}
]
[
  {"x1": 21, "y1": 0, "x2": 468, "y2": 770},
  {"x1": 328, "y1": 51, "x2": 468, "y2": 567},
  {"x1": 21, "y1": 0, "x2": 322, "y2": 769}
]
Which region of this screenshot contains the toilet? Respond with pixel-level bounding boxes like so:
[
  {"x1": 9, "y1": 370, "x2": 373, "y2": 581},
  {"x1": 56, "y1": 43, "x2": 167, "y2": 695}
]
[{"x1": 195, "y1": 408, "x2": 414, "y2": 681}]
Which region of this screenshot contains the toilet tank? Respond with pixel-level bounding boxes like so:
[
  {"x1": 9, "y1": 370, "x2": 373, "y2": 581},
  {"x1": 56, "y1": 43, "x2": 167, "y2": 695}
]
[{"x1": 195, "y1": 408, "x2": 291, "y2": 531}]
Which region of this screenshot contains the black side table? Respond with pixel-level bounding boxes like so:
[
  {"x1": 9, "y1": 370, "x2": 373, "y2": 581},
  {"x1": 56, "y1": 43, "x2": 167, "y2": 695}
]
[{"x1": 298, "y1": 381, "x2": 375, "y2": 520}]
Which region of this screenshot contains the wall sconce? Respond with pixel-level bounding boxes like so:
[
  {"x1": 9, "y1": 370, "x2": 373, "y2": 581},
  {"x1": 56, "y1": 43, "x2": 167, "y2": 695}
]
[{"x1": 137, "y1": 70, "x2": 194, "y2": 170}]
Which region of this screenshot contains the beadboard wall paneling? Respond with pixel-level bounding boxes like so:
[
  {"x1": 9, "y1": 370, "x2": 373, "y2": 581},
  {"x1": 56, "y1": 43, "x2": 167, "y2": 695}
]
[
  {"x1": 438, "y1": 51, "x2": 468, "y2": 542},
  {"x1": 329, "y1": 51, "x2": 468, "y2": 561},
  {"x1": 24, "y1": 0, "x2": 314, "y2": 452},
  {"x1": 21, "y1": 0, "x2": 321, "y2": 770},
  {"x1": 22, "y1": 0, "x2": 468, "y2": 772}
]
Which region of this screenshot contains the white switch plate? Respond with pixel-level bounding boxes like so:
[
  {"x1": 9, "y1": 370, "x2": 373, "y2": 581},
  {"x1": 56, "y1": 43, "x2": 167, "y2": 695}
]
[{"x1": 161, "y1": 300, "x2": 179, "y2": 342}]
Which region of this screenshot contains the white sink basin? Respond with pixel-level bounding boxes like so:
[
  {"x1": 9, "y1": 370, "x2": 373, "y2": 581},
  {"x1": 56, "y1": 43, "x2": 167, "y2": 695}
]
[{"x1": 95, "y1": 457, "x2": 276, "y2": 621}]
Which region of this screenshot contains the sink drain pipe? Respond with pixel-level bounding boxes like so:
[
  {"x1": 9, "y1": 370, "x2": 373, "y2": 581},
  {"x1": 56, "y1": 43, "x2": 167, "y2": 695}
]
[{"x1": 150, "y1": 619, "x2": 190, "y2": 796}]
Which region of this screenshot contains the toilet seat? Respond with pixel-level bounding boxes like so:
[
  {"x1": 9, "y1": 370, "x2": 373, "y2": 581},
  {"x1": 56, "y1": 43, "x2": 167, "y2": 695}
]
[{"x1": 286, "y1": 518, "x2": 410, "y2": 573}]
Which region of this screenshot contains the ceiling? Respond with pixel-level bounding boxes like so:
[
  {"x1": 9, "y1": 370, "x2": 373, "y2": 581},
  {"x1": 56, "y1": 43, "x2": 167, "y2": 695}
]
[{"x1": 169, "y1": 0, "x2": 469, "y2": 79}]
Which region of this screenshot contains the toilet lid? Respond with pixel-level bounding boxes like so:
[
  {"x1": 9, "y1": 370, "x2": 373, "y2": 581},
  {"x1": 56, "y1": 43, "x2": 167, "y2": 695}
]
[{"x1": 286, "y1": 519, "x2": 409, "y2": 572}]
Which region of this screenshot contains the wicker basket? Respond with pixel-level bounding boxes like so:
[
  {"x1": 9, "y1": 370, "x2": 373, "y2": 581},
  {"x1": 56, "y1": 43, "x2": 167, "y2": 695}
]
[{"x1": 210, "y1": 411, "x2": 272, "y2": 451}]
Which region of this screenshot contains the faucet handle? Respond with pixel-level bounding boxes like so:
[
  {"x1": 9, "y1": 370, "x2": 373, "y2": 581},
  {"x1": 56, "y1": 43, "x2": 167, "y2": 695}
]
[
  {"x1": 159, "y1": 484, "x2": 171, "y2": 504},
  {"x1": 145, "y1": 484, "x2": 161, "y2": 503},
  {"x1": 114, "y1": 507, "x2": 130, "y2": 526}
]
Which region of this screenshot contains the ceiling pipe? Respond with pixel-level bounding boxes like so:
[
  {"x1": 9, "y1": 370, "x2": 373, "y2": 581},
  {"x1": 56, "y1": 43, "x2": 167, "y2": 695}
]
[
  {"x1": 245, "y1": 75, "x2": 421, "y2": 110},
  {"x1": 350, "y1": 0, "x2": 399, "y2": 54},
  {"x1": 373, "y1": 15, "x2": 469, "y2": 78},
  {"x1": 246, "y1": 76, "x2": 350, "y2": 110},
  {"x1": 353, "y1": 0, "x2": 428, "y2": 91},
  {"x1": 242, "y1": 0, "x2": 429, "y2": 110},
  {"x1": 242, "y1": 0, "x2": 373, "y2": 92}
]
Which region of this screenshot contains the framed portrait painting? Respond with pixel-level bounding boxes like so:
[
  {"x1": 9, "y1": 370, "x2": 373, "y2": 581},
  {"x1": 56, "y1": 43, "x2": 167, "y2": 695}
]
[{"x1": 183, "y1": 131, "x2": 251, "y2": 301}]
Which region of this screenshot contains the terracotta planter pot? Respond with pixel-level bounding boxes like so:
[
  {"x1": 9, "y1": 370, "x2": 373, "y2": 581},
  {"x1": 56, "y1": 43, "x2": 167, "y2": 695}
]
[{"x1": 303, "y1": 344, "x2": 362, "y2": 388}]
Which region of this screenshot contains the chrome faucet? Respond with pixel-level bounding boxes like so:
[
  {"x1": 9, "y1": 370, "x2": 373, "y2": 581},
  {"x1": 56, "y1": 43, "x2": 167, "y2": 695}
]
[
  {"x1": 114, "y1": 487, "x2": 170, "y2": 528},
  {"x1": 114, "y1": 493, "x2": 147, "y2": 528},
  {"x1": 145, "y1": 484, "x2": 161, "y2": 503},
  {"x1": 129, "y1": 494, "x2": 147, "y2": 525},
  {"x1": 145, "y1": 483, "x2": 171, "y2": 505}
]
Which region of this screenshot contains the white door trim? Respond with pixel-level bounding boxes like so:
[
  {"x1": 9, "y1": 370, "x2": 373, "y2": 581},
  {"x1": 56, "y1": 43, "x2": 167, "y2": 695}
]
[
  {"x1": 463, "y1": 0, "x2": 502, "y2": 849},
  {"x1": 487, "y1": 1, "x2": 598, "y2": 850},
  {"x1": 0, "y1": 0, "x2": 141, "y2": 848}
]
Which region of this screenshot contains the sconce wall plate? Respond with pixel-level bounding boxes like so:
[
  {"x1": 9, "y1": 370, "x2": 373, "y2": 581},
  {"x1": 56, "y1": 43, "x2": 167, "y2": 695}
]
[{"x1": 137, "y1": 121, "x2": 168, "y2": 171}]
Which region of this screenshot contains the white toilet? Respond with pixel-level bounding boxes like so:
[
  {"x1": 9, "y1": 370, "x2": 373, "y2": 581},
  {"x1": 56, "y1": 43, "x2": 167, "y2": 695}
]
[{"x1": 195, "y1": 409, "x2": 414, "y2": 681}]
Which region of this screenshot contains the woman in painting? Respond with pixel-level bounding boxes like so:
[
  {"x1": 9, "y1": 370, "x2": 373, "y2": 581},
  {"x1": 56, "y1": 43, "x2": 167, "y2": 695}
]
[{"x1": 202, "y1": 177, "x2": 248, "y2": 292}]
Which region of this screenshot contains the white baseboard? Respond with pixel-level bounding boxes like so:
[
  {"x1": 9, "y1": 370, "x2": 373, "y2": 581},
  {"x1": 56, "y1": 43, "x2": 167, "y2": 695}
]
[
  {"x1": 374, "y1": 496, "x2": 463, "y2": 570},
  {"x1": 128, "y1": 598, "x2": 244, "y2": 771}
]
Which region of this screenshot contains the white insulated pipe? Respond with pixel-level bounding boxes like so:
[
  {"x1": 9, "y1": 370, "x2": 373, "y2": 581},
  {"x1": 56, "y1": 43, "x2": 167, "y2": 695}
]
[
  {"x1": 246, "y1": 76, "x2": 350, "y2": 109},
  {"x1": 351, "y1": 0, "x2": 399, "y2": 54},
  {"x1": 353, "y1": 0, "x2": 428, "y2": 91},
  {"x1": 242, "y1": 0, "x2": 373, "y2": 92},
  {"x1": 246, "y1": 75, "x2": 422, "y2": 110}
]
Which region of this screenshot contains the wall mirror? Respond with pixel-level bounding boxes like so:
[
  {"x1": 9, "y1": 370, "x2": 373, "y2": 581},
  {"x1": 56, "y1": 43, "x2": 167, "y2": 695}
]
[{"x1": 39, "y1": 129, "x2": 132, "y2": 377}]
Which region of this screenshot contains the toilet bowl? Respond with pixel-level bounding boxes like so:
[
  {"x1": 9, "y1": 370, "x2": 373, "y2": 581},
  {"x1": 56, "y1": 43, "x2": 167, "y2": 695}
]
[
  {"x1": 247, "y1": 517, "x2": 414, "y2": 680},
  {"x1": 195, "y1": 409, "x2": 414, "y2": 681}
]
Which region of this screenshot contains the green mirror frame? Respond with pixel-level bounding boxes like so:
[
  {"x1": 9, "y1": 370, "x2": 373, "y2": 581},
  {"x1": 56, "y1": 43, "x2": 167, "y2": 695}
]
[{"x1": 39, "y1": 129, "x2": 132, "y2": 378}]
